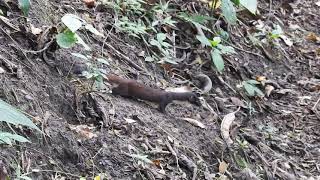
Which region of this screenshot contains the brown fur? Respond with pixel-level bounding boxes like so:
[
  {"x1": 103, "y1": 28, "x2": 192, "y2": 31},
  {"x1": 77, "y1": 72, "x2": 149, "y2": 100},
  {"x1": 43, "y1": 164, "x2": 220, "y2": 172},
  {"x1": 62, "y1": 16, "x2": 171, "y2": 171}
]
[{"x1": 106, "y1": 75, "x2": 200, "y2": 113}]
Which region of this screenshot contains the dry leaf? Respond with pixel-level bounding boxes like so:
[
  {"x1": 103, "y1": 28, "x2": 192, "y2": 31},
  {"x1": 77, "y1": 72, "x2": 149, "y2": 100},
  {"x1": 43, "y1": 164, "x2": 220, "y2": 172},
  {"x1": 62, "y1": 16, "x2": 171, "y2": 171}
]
[
  {"x1": 83, "y1": 0, "x2": 96, "y2": 8},
  {"x1": 279, "y1": 35, "x2": 293, "y2": 46},
  {"x1": 69, "y1": 124, "x2": 97, "y2": 139},
  {"x1": 265, "y1": 85, "x2": 275, "y2": 97},
  {"x1": 30, "y1": 24, "x2": 42, "y2": 35},
  {"x1": 310, "y1": 84, "x2": 320, "y2": 92},
  {"x1": 230, "y1": 97, "x2": 247, "y2": 108},
  {"x1": 256, "y1": 76, "x2": 266, "y2": 82},
  {"x1": 306, "y1": 32, "x2": 320, "y2": 42},
  {"x1": 124, "y1": 118, "x2": 136, "y2": 124},
  {"x1": 219, "y1": 161, "x2": 228, "y2": 174},
  {"x1": 221, "y1": 108, "x2": 240, "y2": 145},
  {"x1": 152, "y1": 159, "x2": 161, "y2": 167},
  {"x1": 181, "y1": 118, "x2": 206, "y2": 129}
]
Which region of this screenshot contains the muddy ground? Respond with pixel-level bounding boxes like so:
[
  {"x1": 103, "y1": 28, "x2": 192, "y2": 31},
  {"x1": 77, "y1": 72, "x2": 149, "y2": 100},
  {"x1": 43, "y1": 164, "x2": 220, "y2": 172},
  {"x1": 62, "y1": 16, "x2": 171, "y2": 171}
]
[{"x1": 0, "y1": 0, "x2": 319, "y2": 179}]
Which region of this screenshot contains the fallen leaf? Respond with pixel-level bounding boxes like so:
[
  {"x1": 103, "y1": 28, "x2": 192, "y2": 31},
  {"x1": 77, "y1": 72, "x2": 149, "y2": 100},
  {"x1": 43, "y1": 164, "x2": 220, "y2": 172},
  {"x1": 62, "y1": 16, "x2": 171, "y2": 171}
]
[
  {"x1": 124, "y1": 118, "x2": 136, "y2": 124},
  {"x1": 152, "y1": 159, "x2": 161, "y2": 167},
  {"x1": 230, "y1": 97, "x2": 247, "y2": 108},
  {"x1": 279, "y1": 34, "x2": 293, "y2": 46},
  {"x1": 306, "y1": 32, "x2": 320, "y2": 42},
  {"x1": 83, "y1": 0, "x2": 95, "y2": 8},
  {"x1": 288, "y1": 24, "x2": 301, "y2": 30},
  {"x1": 310, "y1": 84, "x2": 320, "y2": 92},
  {"x1": 265, "y1": 85, "x2": 275, "y2": 97},
  {"x1": 128, "y1": 154, "x2": 153, "y2": 164},
  {"x1": 30, "y1": 24, "x2": 42, "y2": 35},
  {"x1": 181, "y1": 118, "x2": 206, "y2": 129},
  {"x1": 69, "y1": 124, "x2": 97, "y2": 139},
  {"x1": 316, "y1": 1, "x2": 320, "y2": 6},
  {"x1": 256, "y1": 76, "x2": 266, "y2": 82},
  {"x1": 221, "y1": 108, "x2": 240, "y2": 145},
  {"x1": 219, "y1": 161, "x2": 228, "y2": 174}
]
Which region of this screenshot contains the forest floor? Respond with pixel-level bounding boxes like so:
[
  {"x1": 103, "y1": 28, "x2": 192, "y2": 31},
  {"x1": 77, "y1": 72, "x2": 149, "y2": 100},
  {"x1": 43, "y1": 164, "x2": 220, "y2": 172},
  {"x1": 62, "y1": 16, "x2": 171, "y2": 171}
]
[{"x1": 0, "y1": 0, "x2": 319, "y2": 179}]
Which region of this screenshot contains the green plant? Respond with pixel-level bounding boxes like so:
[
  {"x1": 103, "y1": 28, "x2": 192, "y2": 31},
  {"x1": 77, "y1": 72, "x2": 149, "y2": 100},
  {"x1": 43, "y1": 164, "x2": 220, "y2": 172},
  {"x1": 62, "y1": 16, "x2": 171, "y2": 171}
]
[
  {"x1": 56, "y1": 14, "x2": 104, "y2": 50},
  {"x1": 240, "y1": 80, "x2": 264, "y2": 97},
  {"x1": 197, "y1": 35, "x2": 236, "y2": 72},
  {"x1": 220, "y1": 0, "x2": 258, "y2": 25},
  {"x1": 178, "y1": 12, "x2": 214, "y2": 33},
  {"x1": 115, "y1": 17, "x2": 148, "y2": 38},
  {"x1": 18, "y1": 0, "x2": 31, "y2": 16},
  {"x1": 71, "y1": 53, "x2": 109, "y2": 90},
  {"x1": 0, "y1": 100, "x2": 40, "y2": 145},
  {"x1": 103, "y1": 0, "x2": 146, "y2": 15}
]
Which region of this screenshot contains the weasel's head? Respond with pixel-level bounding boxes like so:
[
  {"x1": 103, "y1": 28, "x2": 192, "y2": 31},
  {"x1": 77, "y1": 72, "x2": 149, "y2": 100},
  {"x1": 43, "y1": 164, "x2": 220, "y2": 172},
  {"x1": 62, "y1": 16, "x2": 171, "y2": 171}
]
[{"x1": 188, "y1": 93, "x2": 201, "y2": 106}]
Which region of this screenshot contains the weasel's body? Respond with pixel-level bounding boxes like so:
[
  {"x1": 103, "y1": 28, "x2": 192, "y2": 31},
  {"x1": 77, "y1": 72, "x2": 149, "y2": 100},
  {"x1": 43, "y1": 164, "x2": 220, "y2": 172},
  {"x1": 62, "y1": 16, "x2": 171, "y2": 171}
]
[{"x1": 106, "y1": 75, "x2": 200, "y2": 113}]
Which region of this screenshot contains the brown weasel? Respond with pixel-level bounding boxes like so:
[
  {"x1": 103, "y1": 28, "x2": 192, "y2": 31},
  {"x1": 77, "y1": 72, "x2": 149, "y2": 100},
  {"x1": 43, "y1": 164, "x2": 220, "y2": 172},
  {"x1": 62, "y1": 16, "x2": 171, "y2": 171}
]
[{"x1": 106, "y1": 75, "x2": 200, "y2": 113}]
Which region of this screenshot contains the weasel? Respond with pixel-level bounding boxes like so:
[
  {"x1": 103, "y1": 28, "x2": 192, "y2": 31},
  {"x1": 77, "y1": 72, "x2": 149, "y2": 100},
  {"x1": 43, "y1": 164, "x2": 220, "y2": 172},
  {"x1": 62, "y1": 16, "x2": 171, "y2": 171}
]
[{"x1": 105, "y1": 75, "x2": 200, "y2": 113}]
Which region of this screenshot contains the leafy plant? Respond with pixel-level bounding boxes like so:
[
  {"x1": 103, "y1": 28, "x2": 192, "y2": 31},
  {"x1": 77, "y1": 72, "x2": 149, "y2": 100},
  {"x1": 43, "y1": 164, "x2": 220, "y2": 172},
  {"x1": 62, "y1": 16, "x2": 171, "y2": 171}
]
[
  {"x1": 56, "y1": 14, "x2": 104, "y2": 50},
  {"x1": 210, "y1": 0, "x2": 258, "y2": 25},
  {"x1": 18, "y1": 0, "x2": 31, "y2": 16},
  {"x1": 0, "y1": 100, "x2": 40, "y2": 145},
  {"x1": 149, "y1": 33, "x2": 181, "y2": 64},
  {"x1": 269, "y1": 24, "x2": 283, "y2": 40},
  {"x1": 178, "y1": 12, "x2": 214, "y2": 33},
  {"x1": 241, "y1": 80, "x2": 264, "y2": 97},
  {"x1": 197, "y1": 35, "x2": 236, "y2": 72},
  {"x1": 103, "y1": 0, "x2": 146, "y2": 15},
  {"x1": 115, "y1": 17, "x2": 148, "y2": 38},
  {"x1": 71, "y1": 53, "x2": 109, "y2": 90}
]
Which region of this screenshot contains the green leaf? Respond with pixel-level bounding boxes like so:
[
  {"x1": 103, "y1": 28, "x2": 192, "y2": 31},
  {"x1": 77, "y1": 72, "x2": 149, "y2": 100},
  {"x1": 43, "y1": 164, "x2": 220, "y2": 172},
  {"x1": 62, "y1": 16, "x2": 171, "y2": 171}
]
[
  {"x1": 270, "y1": 25, "x2": 283, "y2": 39},
  {"x1": 210, "y1": 37, "x2": 221, "y2": 47},
  {"x1": 243, "y1": 82, "x2": 256, "y2": 96},
  {"x1": 75, "y1": 33, "x2": 91, "y2": 51},
  {"x1": 217, "y1": 44, "x2": 236, "y2": 54},
  {"x1": 163, "y1": 16, "x2": 176, "y2": 27},
  {"x1": 85, "y1": 24, "x2": 104, "y2": 37},
  {"x1": 56, "y1": 30, "x2": 77, "y2": 48},
  {"x1": 221, "y1": 0, "x2": 237, "y2": 25},
  {"x1": 243, "y1": 81, "x2": 264, "y2": 97},
  {"x1": 247, "y1": 79, "x2": 260, "y2": 84},
  {"x1": 17, "y1": 175, "x2": 33, "y2": 180},
  {"x1": 61, "y1": 14, "x2": 83, "y2": 32},
  {"x1": 156, "y1": 33, "x2": 167, "y2": 42},
  {"x1": 231, "y1": 0, "x2": 240, "y2": 5},
  {"x1": 18, "y1": 0, "x2": 31, "y2": 16},
  {"x1": 96, "y1": 58, "x2": 110, "y2": 65},
  {"x1": 71, "y1": 53, "x2": 89, "y2": 60},
  {"x1": 196, "y1": 34, "x2": 211, "y2": 46},
  {"x1": 239, "y1": 0, "x2": 257, "y2": 14},
  {"x1": 0, "y1": 9, "x2": 4, "y2": 16},
  {"x1": 0, "y1": 132, "x2": 30, "y2": 145},
  {"x1": 211, "y1": 49, "x2": 224, "y2": 72},
  {"x1": 0, "y1": 100, "x2": 40, "y2": 132},
  {"x1": 161, "y1": 42, "x2": 172, "y2": 48}
]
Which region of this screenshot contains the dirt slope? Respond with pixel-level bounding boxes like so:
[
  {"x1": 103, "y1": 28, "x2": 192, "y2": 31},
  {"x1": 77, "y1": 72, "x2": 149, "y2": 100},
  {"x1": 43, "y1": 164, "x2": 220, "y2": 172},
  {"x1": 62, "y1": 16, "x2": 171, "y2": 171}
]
[{"x1": 0, "y1": 0, "x2": 319, "y2": 179}]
